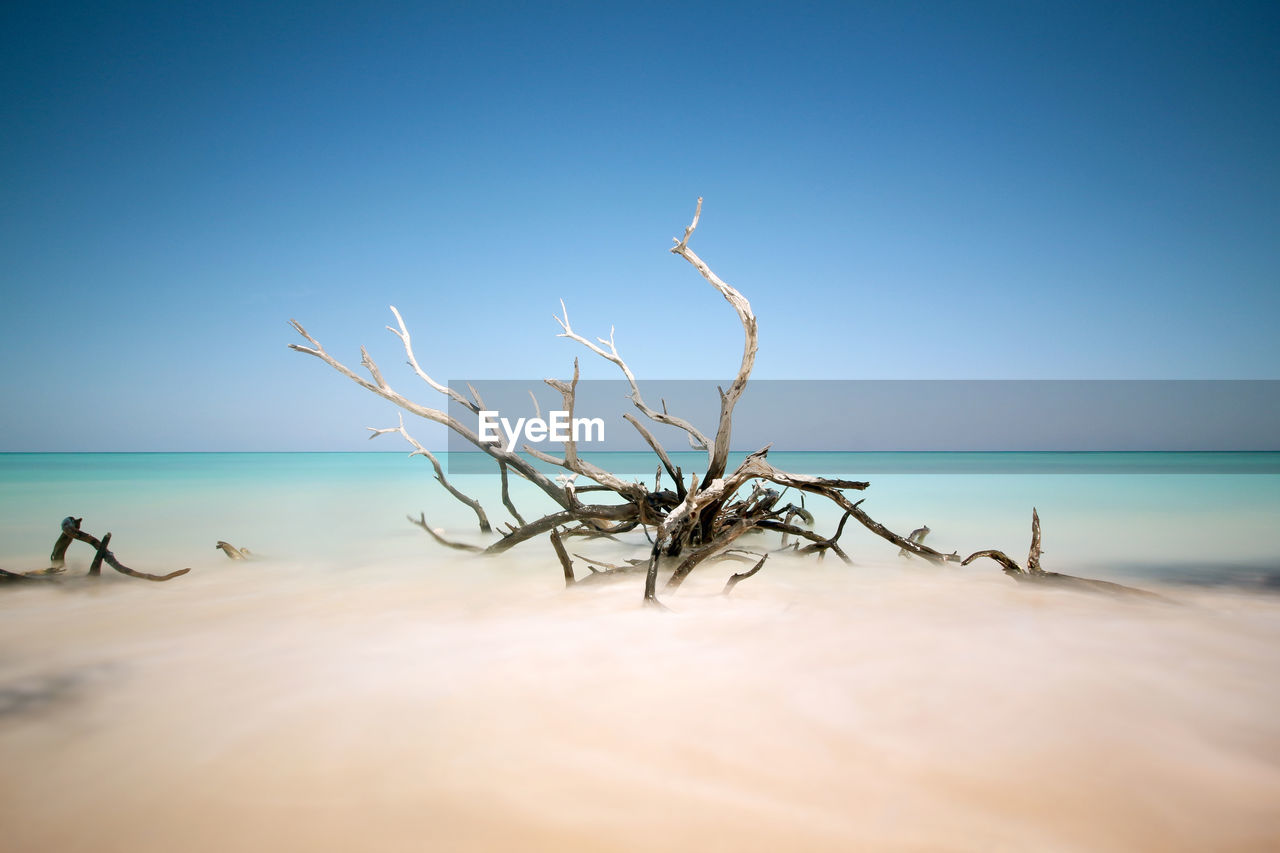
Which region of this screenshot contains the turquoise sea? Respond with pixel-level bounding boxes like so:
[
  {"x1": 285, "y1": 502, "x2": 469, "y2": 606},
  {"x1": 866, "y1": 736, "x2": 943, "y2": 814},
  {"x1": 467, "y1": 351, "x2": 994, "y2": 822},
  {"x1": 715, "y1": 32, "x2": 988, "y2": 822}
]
[{"x1": 2, "y1": 451, "x2": 1278, "y2": 586}]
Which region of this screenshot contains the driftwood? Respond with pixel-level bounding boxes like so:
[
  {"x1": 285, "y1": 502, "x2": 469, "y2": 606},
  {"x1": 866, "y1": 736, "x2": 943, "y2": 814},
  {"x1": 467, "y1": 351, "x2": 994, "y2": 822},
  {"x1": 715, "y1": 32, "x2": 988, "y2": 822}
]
[
  {"x1": 53, "y1": 517, "x2": 190, "y2": 581},
  {"x1": 549, "y1": 528, "x2": 575, "y2": 587},
  {"x1": 963, "y1": 509, "x2": 1167, "y2": 600},
  {"x1": 215, "y1": 541, "x2": 252, "y2": 560},
  {"x1": 898, "y1": 525, "x2": 931, "y2": 558},
  {"x1": 722, "y1": 553, "x2": 768, "y2": 595},
  {"x1": 290, "y1": 199, "x2": 1157, "y2": 605},
  {"x1": 408, "y1": 513, "x2": 483, "y2": 553},
  {"x1": 370, "y1": 413, "x2": 492, "y2": 533},
  {"x1": 0, "y1": 517, "x2": 190, "y2": 583}
]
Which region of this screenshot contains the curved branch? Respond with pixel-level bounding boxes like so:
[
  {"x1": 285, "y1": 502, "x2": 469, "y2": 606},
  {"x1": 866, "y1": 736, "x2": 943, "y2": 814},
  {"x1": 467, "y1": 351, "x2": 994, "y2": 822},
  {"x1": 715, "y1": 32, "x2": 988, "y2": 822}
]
[
  {"x1": 289, "y1": 317, "x2": 572, "y2": 510},
  {"x1": 370, "y1": 413, "x2": 492, "y2": 533},
  {"x1": 386, "y1": 306, "x2": 479, "y2": 414},
  {"x1": 407, "y1": 513, "x2": 483, "y2": 552},
  {"x1": 961, "y1": 548, "x2": 1024, "y2": 575},
  {"x1": 827, "y1": 496, "x2": 960, "y2": 564},
  {"x1": 53, "y1": 517, "x2": 189, "y2": 581},
  {"x1": 723, "y1": 553, "x2": 768, "y2": 595},
  {"x1": 549, "y1": 528, "x2": 575, "y2": 587},
  {"x1": 498, "y1": 462, "x2": 527, "y2": 527},
  {"x1": 553, "y1": 300, "x2": 712, "y2": 456},
  {"x1": 623, "y1": 413, "x2": 684, "y2": 500},
  {"x1": 483, "y1": 504, "x2": 638, "y2": 554},
  {"x1": 670, "y1": 197, "x2": 758, "y2": 482}
]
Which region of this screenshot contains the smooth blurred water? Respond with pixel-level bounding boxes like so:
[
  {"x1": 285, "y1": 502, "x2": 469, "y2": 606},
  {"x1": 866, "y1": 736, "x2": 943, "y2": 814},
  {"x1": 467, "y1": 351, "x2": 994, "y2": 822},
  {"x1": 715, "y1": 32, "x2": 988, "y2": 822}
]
[
  {"x1": 3, "y1": 452, "x2": 1280, "y2": 851},
  {"x1": 2, "y1": 452, "x2": 1278, "y2": 585}
]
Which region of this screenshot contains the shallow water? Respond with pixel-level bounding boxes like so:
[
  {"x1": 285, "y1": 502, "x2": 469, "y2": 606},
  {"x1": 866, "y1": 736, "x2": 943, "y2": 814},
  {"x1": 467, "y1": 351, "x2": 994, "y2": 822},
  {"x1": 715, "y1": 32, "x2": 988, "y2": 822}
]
[{"x1": 2, "y1": 454, "x2": 1279, "y2": 850}]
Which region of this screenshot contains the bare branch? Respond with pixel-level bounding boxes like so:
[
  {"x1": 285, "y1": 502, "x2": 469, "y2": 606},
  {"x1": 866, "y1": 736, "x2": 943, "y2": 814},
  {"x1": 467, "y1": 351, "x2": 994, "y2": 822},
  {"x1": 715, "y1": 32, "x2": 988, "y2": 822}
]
[
  {"x1": 670, "y1": 197, "x2": 758, "y2": 482},
  {"x1": 723, "y1": 553, "x2": 768, "y2": 595},
  {"x1": 215, "y1": 541, "x2": 248, "y2": 560},
  {"x1": 962, "y1": 510, "x2": 1168, "y2": 600},
  {"x1": 386, "y1": 305, "x2": 479, "y2": 413},
  {"x1": 498, "y1": 462, "x2": 526, "y2": 527},
  {"x1": 554, "y1": 299, "x2": 712, "y2": 456},
  {"x1": 1028, "y1": 507, "x2": 1043, "y2": 574},
  {"x1": 484, "y1": 504, "x2": 639, "y2": 554},
  {"x1": 549, "y1": 528, "x2": 575, "y2": 587},
  {"x1": 623, "y1": 413, "x2": 684, "y2": 499},
  {"x1": 370, "y1": 413, "x2": 492, "y2": 533},
  {"x1": 961, "y1": 548, "x2": 1024, "y2": 575},
  {"x1": 408, "y1": 513, "x2": 483, "y2": 553},
  {"x1": 830, "y1": 496, "x2": 960, "y2": 564},
  {"x1": 290, "y1": 315, "x2": 573, "y2": 510}
]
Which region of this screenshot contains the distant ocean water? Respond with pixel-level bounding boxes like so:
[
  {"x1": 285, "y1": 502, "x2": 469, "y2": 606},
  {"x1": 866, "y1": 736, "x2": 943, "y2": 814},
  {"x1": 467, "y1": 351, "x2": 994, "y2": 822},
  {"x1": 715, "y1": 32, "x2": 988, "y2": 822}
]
[{"x1": 2, "y1": 451, "x2": 1278, "y2": 586}]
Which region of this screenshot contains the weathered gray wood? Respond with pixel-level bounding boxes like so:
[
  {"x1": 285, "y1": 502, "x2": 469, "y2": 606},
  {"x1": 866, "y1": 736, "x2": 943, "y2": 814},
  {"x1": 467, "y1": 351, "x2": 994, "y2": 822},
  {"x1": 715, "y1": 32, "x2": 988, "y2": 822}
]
[
  {"x1": 498, "y1": 462, "x2": 526, "y2": 527},
  {"x1": 549, "y1": 528, "x2": 575, "y2": 587},
  {"x1": 369, "y1": 414, "x2": 492, "y2": 533},
  {"x1": 1027, "y1": 508, "x2": 1043, "y2": 573},
  {"x1": 51, "y1": 517, "x2": 189, "y2": 581},
  {"x1": 49, "y1": 517, "x2": 81, "y2": 568},
  {"x1": 624, "y1": 413, "x2": 685, "y2": 500},
  {"x1": 723, "y1": 554, "x2": 768, "y2": 595},
  {"x1": 483, "y1": 504, "x2": 638, "y2": 555},
  {"x1": 408, "y1": 513, "x2": 483, "y2": 553},
  {"x1": 898, "y1": 525, "x2": 931, "y2": 558},
  {"x1": 961, "y1": 548, "x2": 1024, "y2": 576},
  {"x1": 88, "y1": 532, "x2": 112, "y2": 576},
  {"x1": 962, "y1": 509, "x2": 1165, "y2": 599},
  {"x1": 215, "y1": 541, "x2": 247, "y2": 560}
]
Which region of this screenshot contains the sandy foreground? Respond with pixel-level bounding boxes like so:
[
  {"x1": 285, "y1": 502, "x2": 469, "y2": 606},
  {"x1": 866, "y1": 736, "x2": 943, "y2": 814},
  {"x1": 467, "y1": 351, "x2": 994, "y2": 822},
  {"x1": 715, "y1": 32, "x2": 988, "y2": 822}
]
[{"x1": 1, "y1": 547, "x2": 1278, "y2": 852}]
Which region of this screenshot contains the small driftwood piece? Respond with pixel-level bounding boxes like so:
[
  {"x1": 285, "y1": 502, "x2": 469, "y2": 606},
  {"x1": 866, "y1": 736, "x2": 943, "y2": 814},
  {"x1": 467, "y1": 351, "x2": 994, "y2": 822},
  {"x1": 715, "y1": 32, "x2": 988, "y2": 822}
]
[
  {"x1": 0, "y1": 567, "x2": 52, "y2": 582},
  {"x1": 49, "y1": 517, "x2": 190, "y2": 581},
  {"x1": 962, "y1": 509, "x2": 1167, "y2": 600},
  {"x1": 549, "y1": 528, "x2": 575, "y2": 587},
  {"x1": 898, "y1": 525, "x2": 931, "y2": 558},
  {"x1": 723, "y1": 553, "x2": 768, "y2": 595},
  {"x1": 215, "y1": 541, "x2": 251, "y2": 560},
  {"x1": 564, "y1": 554, "x2": 649, "y2": 586},
  {"x1": 408, "y1": 513, "x2": 483, "y2": 553}
]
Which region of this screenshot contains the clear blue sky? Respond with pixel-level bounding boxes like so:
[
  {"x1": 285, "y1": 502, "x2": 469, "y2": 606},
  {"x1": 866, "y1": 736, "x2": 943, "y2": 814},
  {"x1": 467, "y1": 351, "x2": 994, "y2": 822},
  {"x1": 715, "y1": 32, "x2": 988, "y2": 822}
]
[{"x1": 2, "y1": 0, "x2": 1277, "y2": 450}]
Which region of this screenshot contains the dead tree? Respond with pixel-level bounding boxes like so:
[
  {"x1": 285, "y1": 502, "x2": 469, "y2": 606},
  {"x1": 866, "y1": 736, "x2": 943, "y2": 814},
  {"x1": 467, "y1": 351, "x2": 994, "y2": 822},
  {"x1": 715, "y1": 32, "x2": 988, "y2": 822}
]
[{"x1": 289, "y1": 199, "x2": 1151, "y2": 605}]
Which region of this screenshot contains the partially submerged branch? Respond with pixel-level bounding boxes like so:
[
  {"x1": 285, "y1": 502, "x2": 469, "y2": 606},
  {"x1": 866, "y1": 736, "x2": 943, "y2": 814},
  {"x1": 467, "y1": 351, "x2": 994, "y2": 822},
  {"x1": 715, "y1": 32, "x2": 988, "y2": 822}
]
[
  {"x1": 216, "y1": 541, "x2": 250, "y2": 560},
  {"x1": 408, "y1": 513, "x2": 483, "y2": 553},
  {"x1": 723, "y1": 553, "x2": 768, "y2": 595},
  {"x1": 962, "y1": 509, "x2": 1167, "y2": 600},
  {"x1": 371, "y1": 413, "x2": 492, "y2": 533},
  {"x1": 549, "y1": 528, "x2": 575, "y2": 587},
  {"x1": 51, "y1": 517, "x2": 190, "y2": 581}
]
